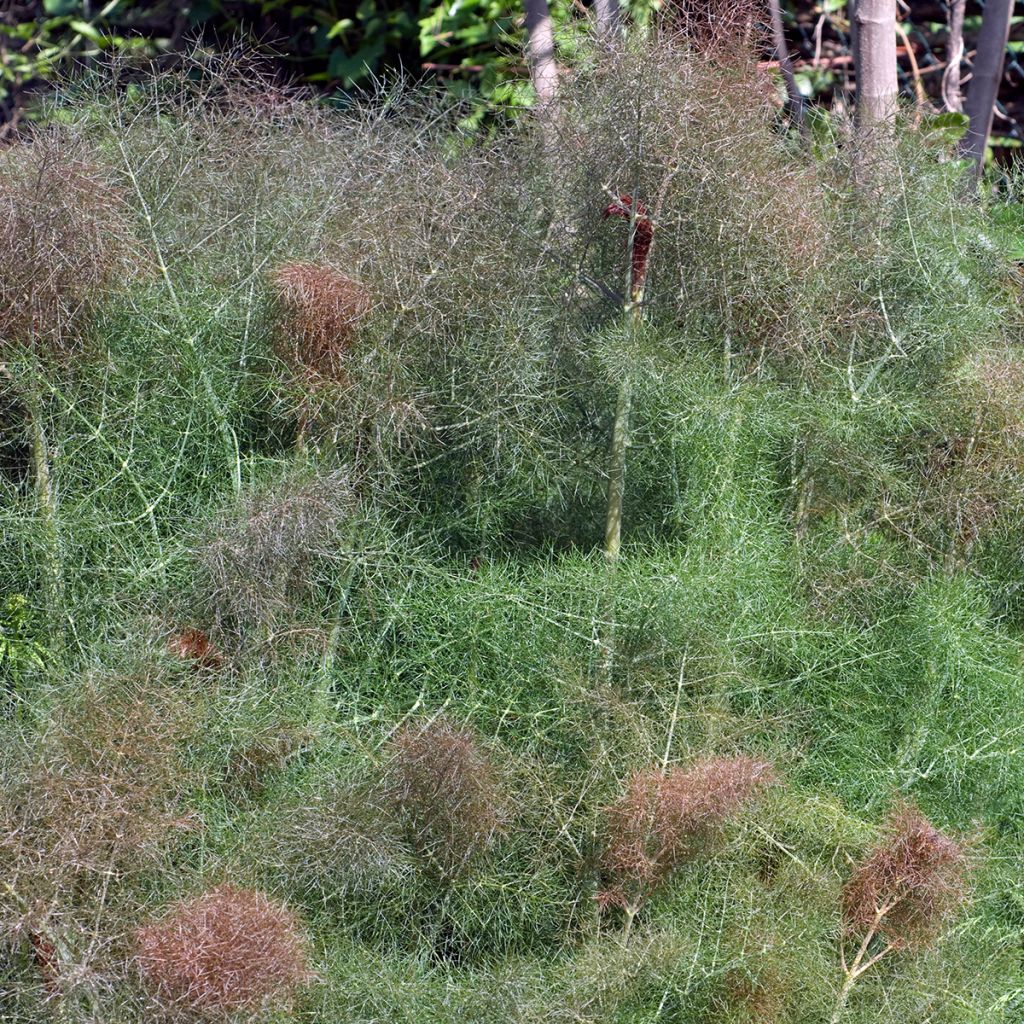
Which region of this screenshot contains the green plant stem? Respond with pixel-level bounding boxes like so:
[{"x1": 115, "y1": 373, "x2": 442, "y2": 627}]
[
  {"x1": 621, "y1": 900, "x2": 640, "y2": 945},
  {"x1": 115, "y1": 136, "x2": 242, "y2": 497},
  {"x1": 831, "y1": 906, "x2": 897, "y2": 1023},
  {"x1": 830, "y1": 973, "x2": 855, "y2": 1024},
  {"x1": 603, "y1": 296, "x2": 644, "y2": 562},
  {"x1": 28, "y1": 398, "x2": 65, "y2": 659},
  {"x1": 598, "y1": 271, "x2": 644, "y2": 683},
  {"x1": 603, "y1": 377, "x2": 632, "y2": 562}
]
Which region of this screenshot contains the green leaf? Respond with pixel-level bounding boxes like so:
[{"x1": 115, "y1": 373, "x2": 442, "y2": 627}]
[
  {"x1": 989, "y1": 204, "x2": 1024, "y2": 262},
  {"x1": 42, "y1": 0, "x2": 79, "y2": 13},
  {"x1": 921, "y1": 111, "x2": 970, "y2": 145},
  {"x1": 69, "y1": 19, "x2": 106, "y2": 44},
  {"x1": 327, "y1": 18, "x2": 355, "y2": 40},
  {"x1": 327, "y1": 37, "x2": 386, "y2": 86}
]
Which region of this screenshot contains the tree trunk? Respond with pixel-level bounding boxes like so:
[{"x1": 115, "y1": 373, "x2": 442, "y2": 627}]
[
  {"x1": 959, "y1": 0, "x2": 1013, "y2": 174},
  {"x1": 848, "y1": 0, "x2": 859, "y2": 71},
  {"x1": 853, "y1": 0, "x2": 898, "y2": 137},
  {"x1": 941, "y1": 0, "x2": 965, "y2": 112},
  {"x1": 594, "y1": 0, "x2": 621, "y2": 38},
  {"x1": 768, "y1": 0, "x2": 806, "y2": 133},
  {"x1": 524, "y1": 0, "x2": 559, "y2": 108}
]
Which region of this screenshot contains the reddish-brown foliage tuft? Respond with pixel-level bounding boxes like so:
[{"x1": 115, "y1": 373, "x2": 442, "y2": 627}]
[
  {"x1": 270, "y1": 262, "x2": 371, "y2": 382},
  {"x1": 0, "y1": 138, "x2": 138, "y2": 356},
  {"x1": 602, "y1": 194, "x2": 654, "y2": 299},
  {"x1": 720, "y1": 968, "x2": 786, "y2": 1024},
  {"x1": 918, "y1": 352, "x2": 1024, "y2": 551},
  {"x1": 659, "y1": 0, "x2": 766, "y2": 56},
  {"x1": 137, "y1": 885, "x2": 311, "y2": 1015},
  {"x1": 167, "y1": 628, "x2": 224, "y2": 671},
  {"x1": 198, "y1": 469, "x2": 354, "y2": 635},
  {"x1": 842, "y1": 803, "x2": 969, "y2": 948},
  {"x1": 28, "y1": 930, "x2": 59, "y2": 993},
  {"x1": 1, "y1": 679, "x2": 200, "y2": 892},
  {"x1": 223, "y1": 726, "x2": 310, "y2": 798},
  {"x1": 386, "y1": 717, "x2": 505, "y2": 881},
  {"x1": 601, "y1": 755, "x2": 775, "y2": 908},
  {"x1": 0, "y1": 678, "x2": 201, "y2": 1000}
]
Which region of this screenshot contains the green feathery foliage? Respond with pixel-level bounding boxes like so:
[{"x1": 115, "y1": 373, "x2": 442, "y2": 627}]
[{"x1": 1, "y1": 34, "x2": 1022, "y2": 1024}]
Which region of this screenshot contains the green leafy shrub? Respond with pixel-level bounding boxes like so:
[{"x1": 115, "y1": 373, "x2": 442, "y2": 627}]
[{"x1": 0, "y1": 23, "x2": 1021, "y2": 1024}]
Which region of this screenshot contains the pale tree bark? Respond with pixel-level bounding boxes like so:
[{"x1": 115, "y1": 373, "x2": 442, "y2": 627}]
[
  {"x1": 848, "y1": 0, "x2": 859, "y2": 72},
  {"x1": 959, "y1": 0, "x2": 1013, "y2": 174},
  {"x1": 524, "y1": 0, "x2": 559, "y2": 108},
  {"x1": 941, "y1": 0, "x2": 966, "y2": 112},
  {"x1": 594, "y1": 0, "x2": 622, "y2": 38},
  {"x1": 768, "y1": 0, "x2": 806, "y2": 133},
  {"x1": 853, "y1": 0, "x2": 898, "y2": 138}
]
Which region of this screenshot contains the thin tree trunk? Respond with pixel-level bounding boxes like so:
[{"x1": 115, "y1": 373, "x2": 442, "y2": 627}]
[
  {"x1": 959, "y1": 0, "x2": 1013, "y2": 174},
  {"x1": 848, "y1": 0, "x2": 859, "y2": 70},
  {"x1": 524, "y1": 0, "x2": 559, "y2": 108},
  {"x1": 768, "y1": 0, "x2": 806, "y2": 133},
  {"x1": 594, "y1": 0, "x2": 621, "y2": 38},
  {"x1": 852, "y1": 0, "x2": 897, "y2": 193},
  {"x1": 941, "y1": 0, "x2": 965, "y2": 112},
  {"x1": 853, "y1": 0, "x2": 898, "y2": 136}
]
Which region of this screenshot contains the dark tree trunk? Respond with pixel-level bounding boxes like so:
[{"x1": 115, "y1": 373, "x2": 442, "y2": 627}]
[
  {"x1": 768, "y1": 0, "x2": 806, "y2": 133},
  {"x1": 959, "y1": 0, "x2": 1013, "y2": 174}
]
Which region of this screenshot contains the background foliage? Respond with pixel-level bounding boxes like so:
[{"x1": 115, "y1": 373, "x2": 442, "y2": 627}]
[{"x1": 2, "y1": 1, "x2": 1022, "y2": 151}]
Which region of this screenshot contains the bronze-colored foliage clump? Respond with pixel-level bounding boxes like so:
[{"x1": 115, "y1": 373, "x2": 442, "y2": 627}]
[
  {"x1": 223, "y1": 726, "x2": 310, "y2": 798},
  {"x1": 270, "y1": 262, "x2": 371, "y2": 383},
  {"x1": 0, "y1": 678, "x2": 200, "y2": 1005},
  {"x1": 919, "y1": 351, "x2": 1024, "y2": 551},
  {"x1": 659, "y1": 0, "x2": 765, "y2": 53},
  {"x1": 719, "y1": 968, "x2": 786, "y2": 1024},
  {"x1": 832, "y1": 803, "x2": 969, "y2": 1022},
  {"x1": 198, "y1": 469, "x2": 354, "y2": 635},
  {"x1": 1, "y1": 678, "x2": 199, "y2": 894},
  {"x1": 167, "y1": 627, "x2": 224, "y2": 671},
  {"x1": 386, "y1": 717, "x2": 505, "y2": 882},
  {"x1": 0, "y1": 136, "x2": 137, "y2": 356},
  {"x1": 842, "y1": 803, "x2": 968, "y2": 949},
  {"x1": 600, "y1": 756, "x2": 775, "y2": 923},
  {"x1": 137, "y1": 885, "x2": 311, "y2": 1016}
]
